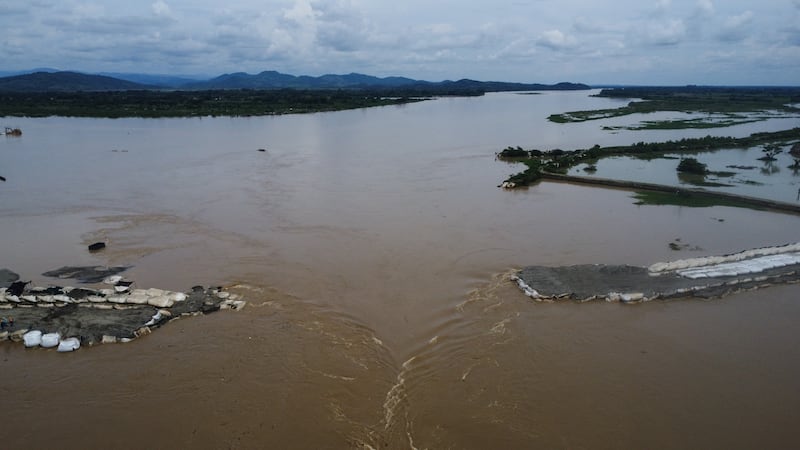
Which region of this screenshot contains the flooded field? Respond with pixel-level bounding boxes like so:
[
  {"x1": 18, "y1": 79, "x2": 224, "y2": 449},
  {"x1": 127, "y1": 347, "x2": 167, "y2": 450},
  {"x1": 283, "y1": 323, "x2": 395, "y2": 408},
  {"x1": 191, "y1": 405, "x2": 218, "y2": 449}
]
[
  {"x1": 2, "y1": 91, "x2": 800, "y2": 448},
  {"x1": 569, "y1": 144, "x2": 800, "y2": 204}
]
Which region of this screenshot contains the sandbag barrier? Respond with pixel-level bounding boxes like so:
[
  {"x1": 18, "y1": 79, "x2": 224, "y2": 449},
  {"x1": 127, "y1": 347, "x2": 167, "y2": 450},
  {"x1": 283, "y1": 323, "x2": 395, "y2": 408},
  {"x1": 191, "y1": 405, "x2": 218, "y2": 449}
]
[{"x1": 0, "y1": 272, "x2": 245, "y2": 352}]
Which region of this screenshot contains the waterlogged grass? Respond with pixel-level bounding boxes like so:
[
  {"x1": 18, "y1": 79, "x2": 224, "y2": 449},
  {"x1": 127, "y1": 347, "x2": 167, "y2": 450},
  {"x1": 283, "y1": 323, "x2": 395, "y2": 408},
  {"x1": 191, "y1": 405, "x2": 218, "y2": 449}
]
[
  {"x1": 497, "y1": 127, "x2": 800, "y2": 196},
  {"x1": 603, "y1": 117, "x2": 763, "y2": 130},
  {"x1": 551, "y1": 86, "x2": 800, "y2": 128},
  {"x1": 631, "y1": 191, "x2": 764, "y2": 210}
]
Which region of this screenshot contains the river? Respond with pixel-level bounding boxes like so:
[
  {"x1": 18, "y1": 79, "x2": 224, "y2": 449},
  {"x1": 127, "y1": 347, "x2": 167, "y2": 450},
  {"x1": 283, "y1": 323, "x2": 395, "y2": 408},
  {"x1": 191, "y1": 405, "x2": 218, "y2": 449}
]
[{"x1": 2, "y1": 91, "x2": 800, "y2": 449}]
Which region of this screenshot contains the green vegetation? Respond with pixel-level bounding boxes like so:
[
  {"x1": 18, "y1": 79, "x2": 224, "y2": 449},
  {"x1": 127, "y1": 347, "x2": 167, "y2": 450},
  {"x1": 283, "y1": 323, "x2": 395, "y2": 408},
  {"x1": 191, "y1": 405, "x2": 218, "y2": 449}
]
[
  {"x1": 550, "y1": 86, "x2": 800, "y2": 128},
  {"x1": 602, "y1": 116, "x2": 764, "y2": 131},
  {"x1": 676, "y1": 157, "x2": 708, "y2": 174},
  {"x1": 504, "y1": 159, "x2": 545, "y2": 185},
  {"x1": 497, "y1": 127, "x2": 800, "y2": 187},
  {"x1": 759, "y1": 143, "x2": 783, "y2": 161},
  {"x1": 0, "y1": 89, "x2": 429, "y2": 118},
  {"x1": 631, "y1": 191, "x2": 764, "y2": 210}
]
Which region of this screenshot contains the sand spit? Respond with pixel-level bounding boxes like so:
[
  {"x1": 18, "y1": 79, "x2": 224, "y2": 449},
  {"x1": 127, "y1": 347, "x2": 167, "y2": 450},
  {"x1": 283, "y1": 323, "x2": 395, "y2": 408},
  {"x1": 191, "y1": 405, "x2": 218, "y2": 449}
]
[
  {"x1": 514, "y1": 243, "x2": 800, "y2": 303},
  {"x1": 0, "y1": 267, "x2": 245, "y2": 352}
]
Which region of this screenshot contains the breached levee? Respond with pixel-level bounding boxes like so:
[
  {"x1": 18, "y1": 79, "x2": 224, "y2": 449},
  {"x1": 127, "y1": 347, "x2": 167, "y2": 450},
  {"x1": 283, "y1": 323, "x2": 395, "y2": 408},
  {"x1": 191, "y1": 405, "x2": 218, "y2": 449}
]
[
  {"x1": 0, "y1": 267, "x2": 246, "y2": 352},
  {"x1": 513, "y1": 242, "x2": 800, "y2": 303}
]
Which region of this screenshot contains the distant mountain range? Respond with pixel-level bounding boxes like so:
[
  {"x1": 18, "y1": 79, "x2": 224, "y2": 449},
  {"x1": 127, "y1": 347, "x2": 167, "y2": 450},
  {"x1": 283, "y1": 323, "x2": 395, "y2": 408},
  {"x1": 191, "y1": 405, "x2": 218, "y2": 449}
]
[{"x1": 0, "y1": 69, "x2": 590, "y2": 92}]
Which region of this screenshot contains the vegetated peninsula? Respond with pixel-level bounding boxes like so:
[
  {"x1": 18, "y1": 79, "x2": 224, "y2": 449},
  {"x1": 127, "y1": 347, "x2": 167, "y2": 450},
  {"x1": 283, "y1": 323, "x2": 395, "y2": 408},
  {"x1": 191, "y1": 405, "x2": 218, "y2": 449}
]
[
  {"x1": 0, "y1": 70, "x2": 588, "y2": 118},
  {"x1": 497, "y1": 128, "x2": 800, "y2": 187},
  {"x1": 549, "y1": 85, "x2": 800, "y2": 129}
]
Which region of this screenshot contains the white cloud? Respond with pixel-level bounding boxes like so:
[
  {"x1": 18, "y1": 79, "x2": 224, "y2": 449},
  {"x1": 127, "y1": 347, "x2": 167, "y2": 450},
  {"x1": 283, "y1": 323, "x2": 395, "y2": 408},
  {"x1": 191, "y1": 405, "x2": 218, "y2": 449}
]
[
  {"x1": 696, "y1": 0, "x2": 714, "y2": 15},
  {"x1": 537, "y1": 29, "x2": 577, "y2": 50},
  {"x1": 718, "y1": 11, "x2": 754, "y2": 42},
  {"x1": 639, "y1": 19, "x2": 686, "y2": 46},
  {"x1": 152, "y1": 1, "x2": 171, "y2": 16}
]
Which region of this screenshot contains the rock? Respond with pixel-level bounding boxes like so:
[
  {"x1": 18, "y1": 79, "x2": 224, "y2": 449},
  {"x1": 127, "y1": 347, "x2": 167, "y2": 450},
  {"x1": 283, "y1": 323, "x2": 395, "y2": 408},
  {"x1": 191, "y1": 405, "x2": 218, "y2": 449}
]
[
  {"x1": 88, "y1": 242, "x2": 106, "y2": 252},
  {"x1": 7, "y1": 280, "x2": 30, "y2": 296},
  {"x1": 134, "y1": 326, "x2": 151, "y2": 337}
]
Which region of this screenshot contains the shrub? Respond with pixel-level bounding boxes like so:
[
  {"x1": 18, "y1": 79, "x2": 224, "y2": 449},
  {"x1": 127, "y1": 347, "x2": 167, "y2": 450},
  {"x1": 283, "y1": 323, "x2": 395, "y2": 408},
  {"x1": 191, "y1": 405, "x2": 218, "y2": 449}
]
[{"x1": 677, "y1": 157, "x2": 708, "y2": 174}]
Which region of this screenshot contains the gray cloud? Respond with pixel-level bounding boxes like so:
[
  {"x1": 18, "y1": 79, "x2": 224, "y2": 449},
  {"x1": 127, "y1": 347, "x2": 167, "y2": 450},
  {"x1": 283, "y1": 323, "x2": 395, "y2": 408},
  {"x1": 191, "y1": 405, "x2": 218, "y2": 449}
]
[
  {"x1": 0, "y1": 0, "x2": 797, "y2": 84},
  {"x1": 717, "y1": 11, "x2": 754, "y2": 42}
]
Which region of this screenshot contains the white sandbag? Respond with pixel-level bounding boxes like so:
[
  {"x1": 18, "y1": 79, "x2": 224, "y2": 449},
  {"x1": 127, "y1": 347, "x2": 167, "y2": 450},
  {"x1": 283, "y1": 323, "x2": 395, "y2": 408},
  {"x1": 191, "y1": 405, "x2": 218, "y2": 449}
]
[
  {"x1": 147, "y1": 295, "x2": 174, "y2": 308},
  {"x1": 57, "y1": 337, "x2": 81, "y2": 352},
  {"x1": 41, "y1": 332, "x2": 61, "y2": 348},
  {"x1": 23, "y1": 330, "x2": 42, "y2": 347},
  {"x1": 103, "y1": 275, "x2": 123, "y2": 285},
  {"x1": 125, "y1": 293, "x2": 150, "y2": 305},
  {"x1": 145, "y1": 288, "x2": 167, "y2": 298},
  {"x1": 144, "y1": 311, "x2": 163, "y2": 327},
  {"x1": 171, "y1": 292, "x2": 187, "y2": 302}
]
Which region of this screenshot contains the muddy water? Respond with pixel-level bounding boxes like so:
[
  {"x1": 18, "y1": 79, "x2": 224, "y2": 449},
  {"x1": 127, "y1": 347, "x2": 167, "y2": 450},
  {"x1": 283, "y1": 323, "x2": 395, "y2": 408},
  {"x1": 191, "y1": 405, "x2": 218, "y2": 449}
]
[{"x1": 2, "y1": 92, "x2": 800, "y2": 448}]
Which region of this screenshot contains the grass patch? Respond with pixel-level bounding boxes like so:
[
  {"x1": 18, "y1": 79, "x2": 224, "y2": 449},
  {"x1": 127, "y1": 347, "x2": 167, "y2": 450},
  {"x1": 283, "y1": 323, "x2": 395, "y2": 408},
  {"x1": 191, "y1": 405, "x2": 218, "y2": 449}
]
[{"x1": 632, "y1": 191, "x2": 763, "y2": 209}]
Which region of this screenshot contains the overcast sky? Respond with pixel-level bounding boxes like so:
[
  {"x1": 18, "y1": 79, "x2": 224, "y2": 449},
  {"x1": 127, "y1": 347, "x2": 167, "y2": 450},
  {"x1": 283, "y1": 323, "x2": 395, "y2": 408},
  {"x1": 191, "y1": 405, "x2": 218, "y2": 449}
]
[{"x1": 1, "y1": 0, "x2": 799, "y2": 84}]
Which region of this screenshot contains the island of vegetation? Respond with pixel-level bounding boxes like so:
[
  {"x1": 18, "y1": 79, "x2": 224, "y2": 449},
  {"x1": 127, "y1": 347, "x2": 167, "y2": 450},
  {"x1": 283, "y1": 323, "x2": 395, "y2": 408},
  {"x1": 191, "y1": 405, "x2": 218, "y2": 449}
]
[
  {"x1": 0, "y1": 89, "x2": 433, "y2": 118},
  {"x1": 497, "y1": 127, "x2": 800, "y2": 211},
  {"x1": 548, "y1": 86, "x2": 800, "y2": 130}
]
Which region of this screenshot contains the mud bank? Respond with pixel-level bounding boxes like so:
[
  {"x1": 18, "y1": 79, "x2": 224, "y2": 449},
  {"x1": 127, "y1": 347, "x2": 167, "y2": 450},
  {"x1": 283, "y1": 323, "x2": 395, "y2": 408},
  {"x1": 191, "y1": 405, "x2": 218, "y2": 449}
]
[
  {"x1": 514, "y1": 242, "x2": 800, "y2": 303},
  {"x1": 0, "y1": 266, "x2": 245, "y2": 351}
]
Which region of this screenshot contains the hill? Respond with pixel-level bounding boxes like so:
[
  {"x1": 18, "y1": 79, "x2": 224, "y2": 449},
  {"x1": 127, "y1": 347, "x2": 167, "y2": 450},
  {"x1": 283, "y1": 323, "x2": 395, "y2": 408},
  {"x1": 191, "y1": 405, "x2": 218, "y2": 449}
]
[
  {"x1": 187, "y1": 71, "x2": 589, "y2": 91},
  {"x1": 0, "y1": 71, "x2": 152, "y2": 92},
  {"x1": 0, "y1": 69, "x2": 590, "y2": 93}
]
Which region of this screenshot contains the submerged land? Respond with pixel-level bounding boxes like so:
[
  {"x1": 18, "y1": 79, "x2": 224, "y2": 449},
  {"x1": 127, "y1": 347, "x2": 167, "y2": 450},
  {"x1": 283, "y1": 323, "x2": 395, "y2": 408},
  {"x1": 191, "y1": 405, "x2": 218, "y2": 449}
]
[
  {"x1": 498, "y1": 123, "x2": 800, "y2": 210},
  {"x1": 549, "y1": 86, "x2": 800, "y2": 129}
]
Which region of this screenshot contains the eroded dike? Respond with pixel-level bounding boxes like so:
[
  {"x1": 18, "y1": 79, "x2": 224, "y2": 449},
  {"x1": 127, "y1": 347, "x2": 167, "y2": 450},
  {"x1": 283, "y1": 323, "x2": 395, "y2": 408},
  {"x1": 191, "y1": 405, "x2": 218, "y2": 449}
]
[
  {"x1": 514, "y1": 242, "x2": 800, "y2": 303},
  {"x1": 0, "y1": 266, "x2": 245, "y2": 352}
]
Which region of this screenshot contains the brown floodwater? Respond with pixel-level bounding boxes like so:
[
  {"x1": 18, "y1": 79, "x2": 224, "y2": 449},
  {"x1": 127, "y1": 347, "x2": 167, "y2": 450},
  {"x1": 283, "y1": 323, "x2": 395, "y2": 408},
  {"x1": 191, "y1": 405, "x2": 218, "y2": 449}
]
[{"x1": 2, "y1": 92, "x2": 800, "y2": 448}]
